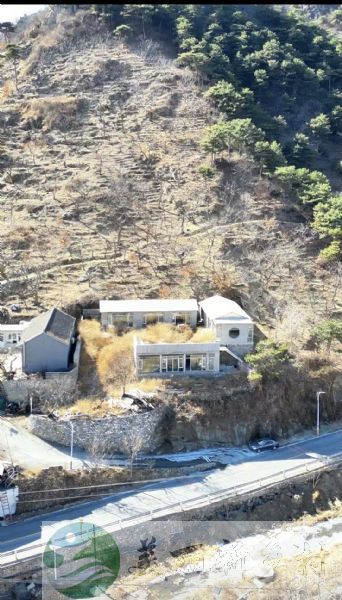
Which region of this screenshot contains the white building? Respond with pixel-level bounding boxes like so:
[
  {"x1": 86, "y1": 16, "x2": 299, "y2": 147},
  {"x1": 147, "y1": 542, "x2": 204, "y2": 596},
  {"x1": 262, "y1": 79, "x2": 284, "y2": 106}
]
[
  {"x1": 0, "y1": 322, "x2": 30, "y2": 350},
  {"x1": 100, "y1": 299, "x2": 198, "y2": 330},
  {"x1": 199, "y1": 295, "x2": 253, "y2": 357},
  {"x1": 133, "y1": 337, "x2": 220, "y2": 376}
]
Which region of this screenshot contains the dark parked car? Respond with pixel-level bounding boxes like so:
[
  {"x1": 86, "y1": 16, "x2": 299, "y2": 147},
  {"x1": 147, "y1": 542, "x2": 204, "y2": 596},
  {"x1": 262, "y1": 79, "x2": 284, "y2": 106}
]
[
  {"x1": 10, "y1": 304, "x2": 22, "y2": 312},
  {"x1": 249, "y1": 439, "x2": 279, "y2": 452}
]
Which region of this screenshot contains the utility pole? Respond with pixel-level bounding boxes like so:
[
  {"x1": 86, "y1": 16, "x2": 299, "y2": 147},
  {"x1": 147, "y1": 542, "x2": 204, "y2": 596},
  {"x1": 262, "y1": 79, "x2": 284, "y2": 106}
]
[
  {"x1": 316, "y1": 391, "x2": 326, "y2": 436},
  {"x1": 70, "y1": 421, "x2": 74, "y2": 470}
]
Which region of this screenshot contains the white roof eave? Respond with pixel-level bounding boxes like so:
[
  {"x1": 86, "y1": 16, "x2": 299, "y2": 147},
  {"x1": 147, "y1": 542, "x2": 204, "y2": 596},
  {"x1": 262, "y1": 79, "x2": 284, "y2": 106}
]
[
  {"x1": 214, "y1": 317, "x2": 253, "y2": 324},
  {"x1": 200, "y1": 295, "x2": 252, "y2": 321},
  {"x1": 100, "y1": 299, "x2": 198, "y2": 313}
]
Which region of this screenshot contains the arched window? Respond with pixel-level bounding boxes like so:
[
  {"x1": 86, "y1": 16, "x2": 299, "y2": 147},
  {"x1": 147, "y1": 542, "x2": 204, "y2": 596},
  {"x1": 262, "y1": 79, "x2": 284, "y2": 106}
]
[{"x1": 229, "y1": 328, "x2": 240, "y2": 339}]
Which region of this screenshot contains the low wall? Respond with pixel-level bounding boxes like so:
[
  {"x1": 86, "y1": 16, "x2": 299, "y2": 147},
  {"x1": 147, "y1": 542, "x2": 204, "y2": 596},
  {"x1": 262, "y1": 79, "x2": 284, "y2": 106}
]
[
  {"x1": 3, "y1": 375, "x2": 76, "y2": 405},
  {"x1": 28, "y1": 408, "x2": 166, "y2": 454},
  {"x1": 3, "y1": 340, "x2": 81, "y2": 404}
]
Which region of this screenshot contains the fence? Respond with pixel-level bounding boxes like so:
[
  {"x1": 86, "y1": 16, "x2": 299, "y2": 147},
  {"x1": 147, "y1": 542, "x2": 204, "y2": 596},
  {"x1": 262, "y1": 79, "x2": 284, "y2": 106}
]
[{"x1": 1, "y1": 451, "x2": 341, "y2": 567}]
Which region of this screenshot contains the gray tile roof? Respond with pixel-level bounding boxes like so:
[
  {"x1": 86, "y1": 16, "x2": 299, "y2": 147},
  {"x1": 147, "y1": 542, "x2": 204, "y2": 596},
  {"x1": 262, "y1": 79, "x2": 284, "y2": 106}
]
[{"x1": 22, "y1": 308, "x2": 75, "y2": 344}]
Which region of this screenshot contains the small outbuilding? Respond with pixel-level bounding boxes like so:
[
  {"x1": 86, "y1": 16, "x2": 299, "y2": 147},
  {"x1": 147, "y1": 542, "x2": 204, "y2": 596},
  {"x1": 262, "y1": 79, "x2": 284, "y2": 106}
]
[
  {"x1": 199, "y1": 295, "x2": 254, "y2": 356},
  {"x1": 22, "y1": 308, "x2": 76, "y2": 374}
]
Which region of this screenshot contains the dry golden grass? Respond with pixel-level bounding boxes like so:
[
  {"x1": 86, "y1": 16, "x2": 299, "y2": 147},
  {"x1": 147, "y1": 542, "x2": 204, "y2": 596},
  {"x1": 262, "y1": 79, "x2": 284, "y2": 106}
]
[
  {"x1": 127, "y1": 378, "x2": 167, "y2": 393},
  {"x1": 297, "y1": 499, "x2": 342, "y2": 525},
  {"x1": 78, "y1": 319, "x2": 113, "y2": 359},
  {"x1": 21, "y1": 27, "x2": 67, "y2": 76},
  {"x1": 191, "y1": 328, "x2": 216, "y2": 342},
  {"x1": 257, "y1": 543, "x2": 342, "y2": 600},
  {"x1": 111, "y1": 544, "x2": 218, "y2": 591},
  {"x1": 21, "y1": 466, "x2": 44, "y2": 477},
  {"x1": 138, "y1": 323, "x2": 215, "y2": 344},
  {"x1": 20, "y1": 96, "x2": 82, "y2": 131},
  {"x1": 97, "y1": 337, "x2": 135, "y2": 391},
  {"x1": 139, "y1": 322, "x2": 193, "y2": 343},
  {"x1": 61, "y1": 397, "x2": 124, "y2": 417},
  {"x1": 114, "y1": 537, "x2": 342, "y2": 600},
  {"x1": 0, "y1": 79, "x2": 15, "y2": 99}
]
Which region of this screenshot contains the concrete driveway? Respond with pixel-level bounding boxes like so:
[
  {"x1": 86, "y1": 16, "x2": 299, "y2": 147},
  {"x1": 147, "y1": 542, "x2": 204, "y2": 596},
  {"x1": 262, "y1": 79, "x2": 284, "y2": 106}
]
[{"x1": 0, "y1": 417, "x2": 89, "y2": 470}]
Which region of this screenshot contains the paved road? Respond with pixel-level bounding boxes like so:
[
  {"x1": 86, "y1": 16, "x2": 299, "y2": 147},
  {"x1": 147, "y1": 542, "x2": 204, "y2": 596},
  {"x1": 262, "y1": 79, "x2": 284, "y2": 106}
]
[
  {"x1": 1, "y1": 430, "x2": 341, "y2": 561},
  {"x1": 0, "y1": 417, "x2": 91, "y2": 470},
  {"x1": 0, "y1": 416, "x2": 276, "y2": 470}
]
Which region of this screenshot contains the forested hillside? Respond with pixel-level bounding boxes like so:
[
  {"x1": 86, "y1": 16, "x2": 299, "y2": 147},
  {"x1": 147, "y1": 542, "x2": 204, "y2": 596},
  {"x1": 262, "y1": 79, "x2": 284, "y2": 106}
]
[{"x1": 0, "y1": 4, "x2": 340, "y2": 358}]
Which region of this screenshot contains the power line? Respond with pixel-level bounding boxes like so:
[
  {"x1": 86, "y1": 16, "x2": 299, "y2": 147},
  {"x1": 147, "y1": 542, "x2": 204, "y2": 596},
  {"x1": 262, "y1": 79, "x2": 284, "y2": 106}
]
[
  {"x1": 17, "y1": 472, "x2": 196, "y2": 496},
  {"x1": 17, "y1": 490, "x2": 147, "y2": 503}
]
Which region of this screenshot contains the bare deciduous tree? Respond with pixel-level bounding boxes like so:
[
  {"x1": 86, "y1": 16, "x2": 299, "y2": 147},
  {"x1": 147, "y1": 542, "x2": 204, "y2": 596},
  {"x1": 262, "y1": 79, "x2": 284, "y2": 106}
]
[{"x1": 122, "y1": 428, "x2": 145, "y2": 477}]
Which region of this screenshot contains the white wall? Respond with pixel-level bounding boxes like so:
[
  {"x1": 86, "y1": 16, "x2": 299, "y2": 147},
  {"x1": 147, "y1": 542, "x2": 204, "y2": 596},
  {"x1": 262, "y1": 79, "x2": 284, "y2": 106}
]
[
  {"x1": 0, "y1": 329, "x2": 24, "y2": 349},
  {"x1": 0, "y1": 486, "x2": 19, "y2": 517},
  {"x1": 134, "y1": 339, "x2": 220, "y2": 356},
  {"x1": 134, "y1": 339, "x2": 220, "y2": 374},
  {"x1": 214, "y1": 321, "x2": 253, "y2": 346}
]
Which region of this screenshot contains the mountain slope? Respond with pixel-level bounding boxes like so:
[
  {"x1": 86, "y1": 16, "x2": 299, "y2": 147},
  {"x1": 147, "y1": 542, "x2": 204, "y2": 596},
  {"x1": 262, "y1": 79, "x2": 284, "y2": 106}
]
[{"x1": 0, "y1": 8, "x2": 340, "y2": 349}]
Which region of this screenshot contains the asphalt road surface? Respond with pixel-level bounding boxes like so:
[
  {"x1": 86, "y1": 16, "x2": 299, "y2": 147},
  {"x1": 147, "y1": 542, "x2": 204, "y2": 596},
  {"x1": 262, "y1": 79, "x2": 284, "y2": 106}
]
[
  {"x1": 1, "y1": 429, "x2": 341, "y2": 561},
  {"x1": 0, "y1": 417, "x2": 90, "y2": 470}
]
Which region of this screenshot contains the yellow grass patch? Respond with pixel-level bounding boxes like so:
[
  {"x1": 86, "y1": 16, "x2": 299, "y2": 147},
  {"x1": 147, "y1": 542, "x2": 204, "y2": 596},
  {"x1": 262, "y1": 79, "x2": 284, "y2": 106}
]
[
  {"x1": 191, "y1": 328, "x2": 216, "y2": 342},
  {"x1": 297, "y1": 499, "x2": 342, "y2": 525},
  {"x1": 97, "y1": 336, "x2": 135, "y2": 391},
  {"x1": 128, "y1": 378, "x2": 167, "y2": 393},
  {"x1": 20, "y1": 96, "x2": 82, "y2": 131},
  {"x1": 78, "y1": 319, "x2": 112, "y2": 359},
  {"x1": 138, "y1": 323, "x2": 215, "y2": 344},
  {"x1": 61, "y1": 397, "x2": 124, "y2": 417},
  {"x1": 1, "y1": 79, "x2": 15, "y2": 99},
  {"x1": 139, "y1": 322, "x2": 194, "y2": 343},
  {"x1": 112, "y1": 544, "x2": 218, "y2": 590}
]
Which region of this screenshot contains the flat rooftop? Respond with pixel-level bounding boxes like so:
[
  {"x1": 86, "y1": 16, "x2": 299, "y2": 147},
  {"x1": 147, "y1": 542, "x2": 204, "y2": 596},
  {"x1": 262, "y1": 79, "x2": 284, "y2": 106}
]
[
  {"x1": 0, "y1": 322, "x2": 30, "y2": 332},
  {"x1": 199, "y1": 295, "x2": 252, "y2": 322},
  {"x1": 135, "y1": 337, "x2": 220, "y2": 351},
  {"x1": 100, "y1": 299, "x2": 198, "y2": 313}
]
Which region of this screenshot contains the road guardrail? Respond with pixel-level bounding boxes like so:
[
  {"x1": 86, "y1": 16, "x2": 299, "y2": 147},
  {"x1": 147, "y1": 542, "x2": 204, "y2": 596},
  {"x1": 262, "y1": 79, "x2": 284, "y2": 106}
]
[{"x1": 1, "y1": 451, "x2": 342, "y2": 567}]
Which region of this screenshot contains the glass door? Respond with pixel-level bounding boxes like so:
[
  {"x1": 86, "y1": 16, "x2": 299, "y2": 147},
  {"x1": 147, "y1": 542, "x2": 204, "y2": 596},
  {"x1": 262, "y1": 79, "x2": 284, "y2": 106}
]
[{"x1": 162, "y1": 355, "x2": 184, "y2": 372}]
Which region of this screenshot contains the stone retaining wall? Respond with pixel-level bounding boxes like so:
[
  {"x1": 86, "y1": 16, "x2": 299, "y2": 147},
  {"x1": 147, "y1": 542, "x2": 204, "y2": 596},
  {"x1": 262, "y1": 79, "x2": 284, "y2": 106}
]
[{"x1": 28, "y1": 408, "x2": 166, "y2": 454}]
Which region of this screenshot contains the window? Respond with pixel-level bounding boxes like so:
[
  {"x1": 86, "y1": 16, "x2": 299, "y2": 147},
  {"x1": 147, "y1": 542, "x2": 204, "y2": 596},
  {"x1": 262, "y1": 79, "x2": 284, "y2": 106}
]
[
  {"x1": 143, "y1": 313, "x2": 164, "y2": 326},
  {"x1": 189, "y1": 354, "x2": 207, "y2": 371},
  {"x1": 208, "y1": 353, "x2": 215, "y2": 370},
  {"x1": 161, "y1": 355, "x2": 184, "y2": 372},
  {"x1": 0, "y1": 334, "x2": 3, "y2": 342},
  {"x1": 229, "y1": 328, "x2": 240, "y2": 339},
  {"x1": 110, "y1": 313, "x2": 133, "y2": 328},
  {"x1": 172, "y1": 312, "x2": 192, "y2": 325},
  {"x1": 139, "y1": 355, "x2": 160, "y2": 373},
  {"x1": 247, "y1": 326, "x2": 253, "y2": 343}
]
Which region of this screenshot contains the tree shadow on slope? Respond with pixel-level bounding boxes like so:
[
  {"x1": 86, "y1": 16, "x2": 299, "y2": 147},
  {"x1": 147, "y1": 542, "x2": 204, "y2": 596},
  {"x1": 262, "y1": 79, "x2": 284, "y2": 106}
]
[{"x1": 77, "y1": 342, "x2": 105, "y2": 397}]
